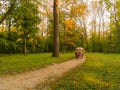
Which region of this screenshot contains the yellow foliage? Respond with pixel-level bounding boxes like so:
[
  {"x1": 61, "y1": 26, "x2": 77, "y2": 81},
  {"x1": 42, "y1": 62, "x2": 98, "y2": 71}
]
[
  {"x1": 64, "y1": 19, "x2": 75, "y2": 30},
  {"x1": 70, "y1": 4, "x2": 88, "y2": 17},
  {"x1": 56, "y1": 0, "x2": 59, "y2": 6},
  {"x1": 111, "y1": 24, "x2": 115, "y2": 28},
  {"x1": 16, "y1": 38, "x2": 22, "y2": 42},
  {"x1": 118, "y1": 21, "x2": 120, "y2": 25},
  {"x1": 84, "y1": 73, "x2": 107, "y2": 85},
  {"x1": 29, "y1": 38, "x2": 34, "y2": 43},
  {"x1": 63, "y1": 18, "x2": 79, "y2": 47}
]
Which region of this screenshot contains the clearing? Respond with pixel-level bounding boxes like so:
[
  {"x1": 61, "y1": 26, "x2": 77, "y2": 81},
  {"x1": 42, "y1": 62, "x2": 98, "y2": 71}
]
[
  {"x1": 52, "y1": 53, "x2": 120, "y2": 90},
  {"x1": 0, "y1": 57, "x2": 85, "y2": 90}
]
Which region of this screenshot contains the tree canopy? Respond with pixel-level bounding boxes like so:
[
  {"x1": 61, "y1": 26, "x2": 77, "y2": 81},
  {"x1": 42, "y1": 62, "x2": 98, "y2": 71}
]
[{"x1": 0, "y1": 0, "x2": 120, "y2": 55}]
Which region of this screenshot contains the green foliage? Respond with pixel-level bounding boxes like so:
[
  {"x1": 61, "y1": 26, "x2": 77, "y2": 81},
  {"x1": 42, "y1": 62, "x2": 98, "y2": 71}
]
[
  {"x1": 13, "y1": 0, "x2": 40, "y2": 54},
  {"x1": 1, "y1": 0, "x2": 120, "y2": 54},
  {"x1": 14, "y1": 1, "x2": 40, "y2": 36},
  {"x1": 51, "y1": 53, "x2": 120, "y2": 90},
  {"x1": 0, "y1": 53, "x2": 74, "y2": 75},
  {"x1": 0, "y1": 31, "x2": 17, "y2": 53}
]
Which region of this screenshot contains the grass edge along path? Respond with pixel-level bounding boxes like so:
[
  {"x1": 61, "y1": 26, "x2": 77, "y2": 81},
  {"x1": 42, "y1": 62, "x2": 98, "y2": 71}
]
[
  {"x1": 49, "y1": 53, "x2": 120, "y2": 90},
  {"x1": 0, "y1": 53, "x2": 74, "y2": 75},
  {"x1": 0, "y1": 55, "x2": 85, "y2": 90}
]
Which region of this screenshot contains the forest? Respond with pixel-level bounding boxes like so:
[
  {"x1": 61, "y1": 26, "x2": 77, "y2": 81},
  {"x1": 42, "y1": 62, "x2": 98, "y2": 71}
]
[
  {"x1": 0, "y1": 0, "x2": 120, "y2": 55},
  {"x1": 0, "y1": 0, "x2": 120, "y2": 90}
]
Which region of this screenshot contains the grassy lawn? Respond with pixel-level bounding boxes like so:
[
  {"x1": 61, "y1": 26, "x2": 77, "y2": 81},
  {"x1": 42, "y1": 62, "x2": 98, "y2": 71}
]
[
  {"x1": 51, "y1": 53, "x2": 120, "y2": 90},
  {"x1": 0, "y1": 53, "x2": 74, "y2": 75}
]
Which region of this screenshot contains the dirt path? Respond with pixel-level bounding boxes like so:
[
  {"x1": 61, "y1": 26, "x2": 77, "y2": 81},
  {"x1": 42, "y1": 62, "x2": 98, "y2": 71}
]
[{"x1": 0, "y1": 58, "x2": 85, "y2": 90}]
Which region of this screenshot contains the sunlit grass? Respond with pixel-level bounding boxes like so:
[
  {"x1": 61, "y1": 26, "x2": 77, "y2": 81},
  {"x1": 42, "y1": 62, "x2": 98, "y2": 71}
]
[
  {"x1": 51, "y1": 53, "x2": 120, "y2": 90},
  {"x1": 0, "y1": 53, "x2": 74, "y2": 75}
]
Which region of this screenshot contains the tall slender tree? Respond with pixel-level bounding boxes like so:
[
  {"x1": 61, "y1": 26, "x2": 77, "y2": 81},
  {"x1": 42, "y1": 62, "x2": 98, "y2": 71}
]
[{"x1": 52, "y1": 0, "x2": 59, "y2": 57}]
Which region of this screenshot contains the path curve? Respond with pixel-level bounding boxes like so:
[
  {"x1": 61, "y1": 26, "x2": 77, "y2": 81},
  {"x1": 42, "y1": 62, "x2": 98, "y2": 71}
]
[{"x1": 0, "y1": 58, "x2": 85, "y2": 90}]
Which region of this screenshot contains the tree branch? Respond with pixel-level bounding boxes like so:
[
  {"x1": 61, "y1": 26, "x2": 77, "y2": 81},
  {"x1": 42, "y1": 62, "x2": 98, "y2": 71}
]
[{"x1": 0, "y1": 1, "x2": 15, "y2": 24}]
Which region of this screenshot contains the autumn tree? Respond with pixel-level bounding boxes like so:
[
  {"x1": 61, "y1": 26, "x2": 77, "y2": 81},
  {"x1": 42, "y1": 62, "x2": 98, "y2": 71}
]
[{"x1": 70, "y1": 3, "x2": 88, "y2": 50}]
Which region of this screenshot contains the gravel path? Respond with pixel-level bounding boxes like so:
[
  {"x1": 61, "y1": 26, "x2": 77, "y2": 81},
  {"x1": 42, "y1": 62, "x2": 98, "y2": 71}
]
[{"x1": 0, "y1": 58, "x2": 85, "y2": 90}]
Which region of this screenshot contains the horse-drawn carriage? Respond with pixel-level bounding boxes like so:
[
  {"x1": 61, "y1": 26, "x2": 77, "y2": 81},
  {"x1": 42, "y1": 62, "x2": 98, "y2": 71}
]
[{"x1": 75, "y1": 47, "x2": 84, "y2": 59}]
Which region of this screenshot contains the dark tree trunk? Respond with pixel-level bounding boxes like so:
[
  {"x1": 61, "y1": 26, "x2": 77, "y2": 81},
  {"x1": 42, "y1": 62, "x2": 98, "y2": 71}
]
[
  {"x1": 63, "y1": 27, "x2": 66, "y2": 53},
  {"x1": 52, "y1": 0, "x2": 59, "y2": 57},
  {"x1": 23, "y1": 36, "x2": 27, "y2": 55},
  {"x1": 46, "y1": 24, "x2": 49, "y2": 52},
  {"x1": 32, "y1": 37, "x2": 35, "y2": 54},
  {"x1": 8, "y1": 20, "x2": 12, "y2": 55}
]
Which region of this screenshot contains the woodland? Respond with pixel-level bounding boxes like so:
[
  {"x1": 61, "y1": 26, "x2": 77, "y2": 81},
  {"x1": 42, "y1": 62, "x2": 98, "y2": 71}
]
[
  {"x1": 0, "y1": 0, "x2": 120, "y2": 56},
  {"x1": 0, "y1": 0, "x2": 120, "y2": 89}
]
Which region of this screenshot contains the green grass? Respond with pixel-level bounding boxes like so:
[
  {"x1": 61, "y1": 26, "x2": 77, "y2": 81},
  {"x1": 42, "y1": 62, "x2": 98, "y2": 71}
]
[
  {"x1": 0, "y1": 53, "x2": 74, "y2": 75},
  {"x1": 51, "y1": 53, "x2": 120, "y2": 90}
]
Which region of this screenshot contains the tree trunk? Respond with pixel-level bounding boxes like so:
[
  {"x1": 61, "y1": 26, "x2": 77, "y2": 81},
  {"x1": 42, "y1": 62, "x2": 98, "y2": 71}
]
[
  {"x1": 98, "y1": 15, "x2": 101, "y2": 52},
  {"x1": 114, "y1": 0, "x2": 120, "y2": 43},
  {"x1": 8, "y1": 20, "x2": 12, "y2": 56},
  {"x1": 83, "y1": 18, "x2": 88, "y2": 51},
  {"x1": 32, "y1": 37, "x2": 35, "y2": 54},
  {"x1": 46, "y1": 24, "x2": 49, "y2": 52},
  {"x1": 62, "y1": 24, "x2": 66, "y2": 54},
  {"x1": 52, "y1": 0, "x2": 59, "y2": 57},
  {"x1": 102, "y1": 13, "x2": 105, "y2": 52},
  {"x1": 23, "y1": 37, "x2": 27, "y2": 55}
]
